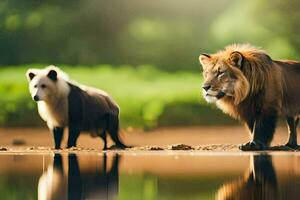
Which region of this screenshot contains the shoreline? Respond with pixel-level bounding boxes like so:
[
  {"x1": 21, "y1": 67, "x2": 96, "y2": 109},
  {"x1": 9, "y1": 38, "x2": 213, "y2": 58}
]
[{"x1": 0, "y1": 126, "x2": 299, "y2": 153}]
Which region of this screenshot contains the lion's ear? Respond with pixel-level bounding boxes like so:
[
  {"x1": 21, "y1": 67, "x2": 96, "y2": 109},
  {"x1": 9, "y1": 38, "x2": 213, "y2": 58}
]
[
  {"x1": 199, "y1": 53, "x2": 211, "y2": 67},
  {"x1": 229, "y1": 51, "x2": 243, "y2": 68}
]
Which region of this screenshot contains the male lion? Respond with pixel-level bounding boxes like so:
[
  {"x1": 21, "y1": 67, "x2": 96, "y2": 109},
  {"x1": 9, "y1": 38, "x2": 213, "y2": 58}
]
[{"x1": 199, "y1": 44, "x2": 300, "y2": 150}]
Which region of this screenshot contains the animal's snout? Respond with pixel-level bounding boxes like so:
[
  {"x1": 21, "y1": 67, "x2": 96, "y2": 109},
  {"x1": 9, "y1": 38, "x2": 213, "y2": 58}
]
[
  {"x1": 33, "y1": 95, "x2": 40, "y2": 101},
  {"x1": 202, "y1": 85, "x2": 211, "y2": 91}
]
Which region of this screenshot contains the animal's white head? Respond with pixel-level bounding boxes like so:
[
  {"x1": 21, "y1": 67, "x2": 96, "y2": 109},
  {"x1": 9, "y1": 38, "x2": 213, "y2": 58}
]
[{"x1": 26, "y1": 66, "x2": 69, "y2": 102}]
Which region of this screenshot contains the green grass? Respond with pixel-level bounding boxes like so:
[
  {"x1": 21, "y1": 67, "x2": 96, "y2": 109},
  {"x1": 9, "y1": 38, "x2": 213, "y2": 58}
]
[{"x1": 0, "y1": 65, "x2": 233, "y2": 128}]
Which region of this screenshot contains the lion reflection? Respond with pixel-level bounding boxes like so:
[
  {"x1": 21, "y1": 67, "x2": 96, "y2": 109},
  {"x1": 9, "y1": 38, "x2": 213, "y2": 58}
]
[
  {"x1": 216, "y1": 155, "x2": 300, "y2": 200},
  {"x1": 38, "y1": 153, "x2": 120, "y2": 200},
  {"x1": 216, "y1": 155, "x2": 277, "y2": 200}
]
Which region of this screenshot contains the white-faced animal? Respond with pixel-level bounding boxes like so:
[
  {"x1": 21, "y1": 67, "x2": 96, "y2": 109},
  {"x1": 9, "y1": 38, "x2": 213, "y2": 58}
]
[{"x1": 26, "y1": 66, "x2": 126, "y2": 149}]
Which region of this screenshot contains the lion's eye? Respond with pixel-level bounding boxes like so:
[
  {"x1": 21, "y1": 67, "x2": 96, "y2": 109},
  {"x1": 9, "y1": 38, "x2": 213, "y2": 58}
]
[
  {"x1": 218, "y1": 71, "x2": 225, "y2": 76},
  {"x1": 41, "y1": 84, "x2": 47, "y2": 89}
]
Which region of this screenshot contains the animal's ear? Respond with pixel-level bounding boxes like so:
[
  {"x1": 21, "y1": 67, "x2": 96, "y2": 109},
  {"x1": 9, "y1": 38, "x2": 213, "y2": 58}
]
[
  {"x1": 47, "y1": 69, "x2": 57, "y2": 81},
  {"x1": 26, "y1": 70, "x2": 36, "y2": 81},
  {"x1": 229, "y1": 51, "x2": 243, "y2": 68},
  {"x1": 199, "y1": 53, "x2": 211, "y2": 67}
]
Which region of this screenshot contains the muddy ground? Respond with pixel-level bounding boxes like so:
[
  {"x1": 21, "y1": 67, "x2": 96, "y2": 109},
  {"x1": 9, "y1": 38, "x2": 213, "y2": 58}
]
[{"x1": 0, "y1": 126, "x2": 299, "y2": 153}]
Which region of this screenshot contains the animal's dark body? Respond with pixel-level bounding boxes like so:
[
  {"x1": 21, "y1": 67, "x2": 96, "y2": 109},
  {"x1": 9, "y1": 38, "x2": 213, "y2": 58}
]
[{"x1": 53, "y1": 82, "x2": 126, "y2": 149}]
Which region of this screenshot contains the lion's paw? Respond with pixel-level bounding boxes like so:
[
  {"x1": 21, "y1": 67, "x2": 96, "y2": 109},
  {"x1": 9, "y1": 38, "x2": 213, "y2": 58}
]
[
  {"x1": 285, "y1": 143, "x2": 300, "y2": 150},
  {"x1": 239, "y1": 141, "x2": 266, "y2": 151}
]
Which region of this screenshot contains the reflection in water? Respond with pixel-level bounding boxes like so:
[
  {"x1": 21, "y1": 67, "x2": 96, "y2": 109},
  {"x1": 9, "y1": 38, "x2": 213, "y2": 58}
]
[
  {"x1": 38, "y1": 153, "x2": 119, "y2": 200},
  {"x1": 1, "y1": 153, "x2": 300, "y2": 199},
  {"x1": 38, "y1": 154, "x2": 67, "y2": 200},
  {"x1": 216, "y1": 154, "x2": 299, "y2": 200}
]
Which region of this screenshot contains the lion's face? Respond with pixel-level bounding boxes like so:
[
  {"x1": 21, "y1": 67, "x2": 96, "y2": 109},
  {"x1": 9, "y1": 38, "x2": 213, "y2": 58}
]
[
  {"x1": 201, "y1": 59, "x2": 236, "y2": 103},
  {"x1": 199, "y1": 51, "x2": 249, "y2": 104}
]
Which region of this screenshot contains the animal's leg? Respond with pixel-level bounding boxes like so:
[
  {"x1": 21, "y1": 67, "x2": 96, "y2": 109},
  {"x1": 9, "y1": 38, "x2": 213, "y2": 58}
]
[
  {"x1": 102, "y1": 153, "x2": 107, "y2": 175},
  {"x1": 109, "y1": 129, "x2": 126, "y2": 148},
  {"x1": 52, "y1": 127, "x2": 64, "y2": 149},
  {"x1": 285, "y1": 116, "x2": 299, "y2": 148},
  {"x1": 246, "y1": 118, "x2": 255, "y2": 134},
  {"x1": 108, "y1": 114, "x2": 127, "y2": 149},
  {"x1": 240, "y1": 111, "x2": 277, "y2": 151},
  {"x1": 107, "y1": 154, "x2": 120, "y2": 195},
  {"x1": 98, "y1": 129, "x2": 107, "y2": 150},
  {"x1": 68, "y1": 154, "x2": 82, "y2": 199},
  {"x1": 252, "y1": 155, "x2": 277, "y2": 191},
  {"x1": 53, "y1": 154, "x2": 63, "y2": 172},
  {"x1": 67, "y1": 125, "x2": 80, "y2": 148}
]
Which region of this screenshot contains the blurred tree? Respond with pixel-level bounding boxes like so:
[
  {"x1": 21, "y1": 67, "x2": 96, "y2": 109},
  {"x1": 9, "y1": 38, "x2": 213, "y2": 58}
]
[
  {"x1": 0, "y1": 0, "x2": 233, "y2": 70},
  {"x1": 0, "y1": 0, "x2": 299, "y2": 70},
  {"x1": 210, "y1": 0, "x2": 300, "y2": 59},
  {"x1": 254, "y1": 0, "x2": 300, "y2": 59}
]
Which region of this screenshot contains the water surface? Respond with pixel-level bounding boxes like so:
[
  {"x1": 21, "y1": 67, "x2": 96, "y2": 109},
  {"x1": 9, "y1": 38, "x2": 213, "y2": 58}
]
[{"x1": 0, "y1": 152, "x2": 299, "y2": 200}]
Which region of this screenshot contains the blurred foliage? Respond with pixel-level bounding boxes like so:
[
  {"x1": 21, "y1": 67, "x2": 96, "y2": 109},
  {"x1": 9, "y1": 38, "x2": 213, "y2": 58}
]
[
  {"x1": 0, "y1": 65, "x2": 235, "y2": 128},
  {"x1": 1, "y1": 0, "x2": 300, "y2": 71},
  {"x1": 0, "y1": 175, "x2": 37, "y2": 200},
  {"x1": 210, "y1": 0, "x2": 300, "y2": 59},
  {"x1": 0, "y1": 171, "x2": 240, "y2": 200},
  {"x1": 1, "y1": 1, "x2": 299, "y2": 127},
  {"x1": 118, "y1": 173, "x2": 234, "y2": 200}
]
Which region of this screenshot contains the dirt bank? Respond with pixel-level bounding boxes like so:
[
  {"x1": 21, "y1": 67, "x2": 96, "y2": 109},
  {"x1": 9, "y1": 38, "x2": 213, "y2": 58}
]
[{"x1": 0, "y1": 126, "x2": 299, "y2": 153}]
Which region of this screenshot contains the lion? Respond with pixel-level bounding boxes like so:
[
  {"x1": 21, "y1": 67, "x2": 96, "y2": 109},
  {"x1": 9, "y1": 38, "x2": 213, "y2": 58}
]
[{"x1": 199, "y1": 44, "x2": 300, "y2": 150}]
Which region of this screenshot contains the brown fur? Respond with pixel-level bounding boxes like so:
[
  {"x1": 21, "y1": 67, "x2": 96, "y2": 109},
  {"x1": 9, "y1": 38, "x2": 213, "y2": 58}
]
[{"x1": 199, "y1": 44, "x2": 300, "y2": 150}]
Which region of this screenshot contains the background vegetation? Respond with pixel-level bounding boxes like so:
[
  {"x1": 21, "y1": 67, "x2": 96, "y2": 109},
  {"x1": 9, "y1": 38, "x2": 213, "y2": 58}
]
[{"x1": 0, "y1": 0, "x2": 299, "y2": 128}]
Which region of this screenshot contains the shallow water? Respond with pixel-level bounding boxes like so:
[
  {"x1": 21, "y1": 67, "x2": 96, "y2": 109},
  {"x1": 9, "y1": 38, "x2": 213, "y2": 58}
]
[{"x1": 0, "y1": 152, "x2": 299, "y2": 200}]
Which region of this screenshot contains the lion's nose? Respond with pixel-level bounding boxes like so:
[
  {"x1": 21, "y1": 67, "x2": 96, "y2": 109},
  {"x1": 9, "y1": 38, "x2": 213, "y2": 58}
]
[{"x1": 202, "y1": 85, "x2": 211, "y2": 91}]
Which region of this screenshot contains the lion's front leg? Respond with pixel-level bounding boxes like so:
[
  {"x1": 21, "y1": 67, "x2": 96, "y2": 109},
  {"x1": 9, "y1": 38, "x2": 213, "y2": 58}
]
[
  {"x1": 245, "y1": 118, "x2": 255, "y2": 134},
  {"x1": 240, "y1": 111, "x2": 278, "y2": 151}
]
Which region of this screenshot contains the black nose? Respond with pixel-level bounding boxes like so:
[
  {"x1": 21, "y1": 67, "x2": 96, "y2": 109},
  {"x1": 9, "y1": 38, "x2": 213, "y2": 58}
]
[
  {"x1": 202, "y1": 85, "x2": 211, "y2": 91},
  {"x1": 33, "y1": 95, "x2": 39, "y2": 101}
]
